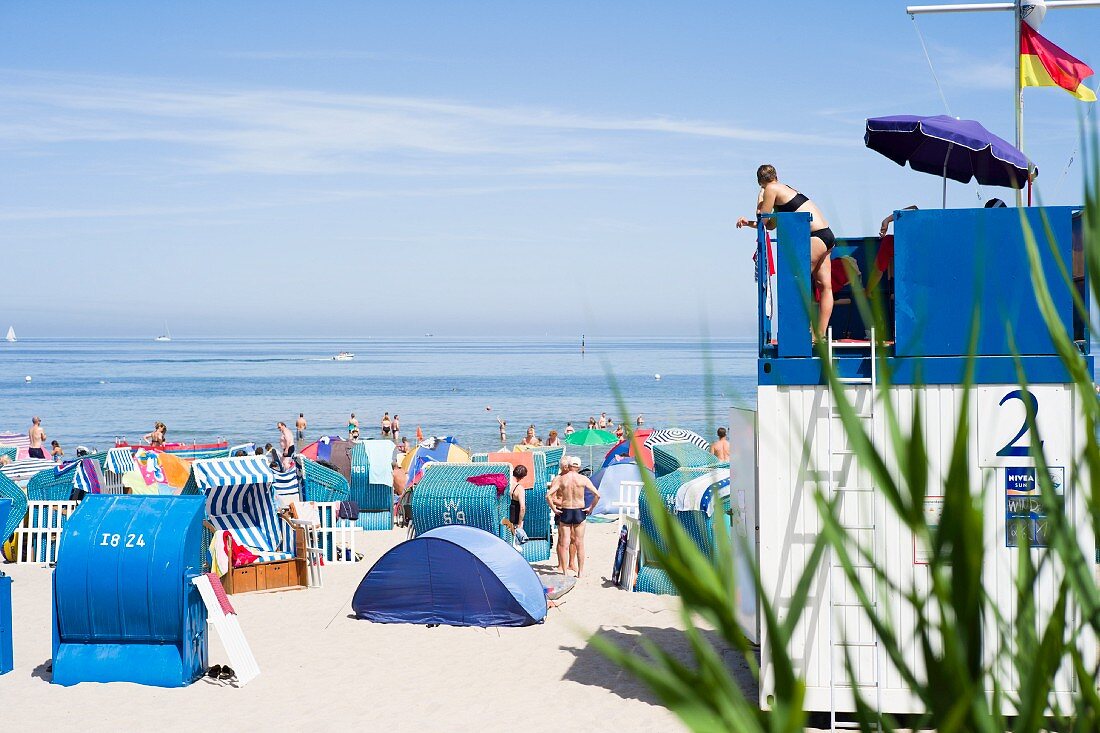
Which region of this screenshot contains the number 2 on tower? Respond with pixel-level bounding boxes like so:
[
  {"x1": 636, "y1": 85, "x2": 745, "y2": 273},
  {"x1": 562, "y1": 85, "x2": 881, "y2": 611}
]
[{"x1": 996, "y1": 389, "x2": 1043, "y2": 458}]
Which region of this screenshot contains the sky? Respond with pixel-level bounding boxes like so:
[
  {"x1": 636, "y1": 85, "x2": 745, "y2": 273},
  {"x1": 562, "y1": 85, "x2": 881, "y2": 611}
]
[{"x1": 1, "y1": 1, "x2": 1098, "y2": 338}]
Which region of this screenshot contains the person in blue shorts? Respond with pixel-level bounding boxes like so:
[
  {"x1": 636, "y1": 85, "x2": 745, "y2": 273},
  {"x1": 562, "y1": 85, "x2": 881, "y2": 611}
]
[{"x1": 548, "y1": 456, "x2": 600, "y2": 577}]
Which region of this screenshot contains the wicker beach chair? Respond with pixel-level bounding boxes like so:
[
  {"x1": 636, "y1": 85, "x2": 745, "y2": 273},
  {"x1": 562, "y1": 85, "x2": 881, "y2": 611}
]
[
  {"x1": 520, "y1": 451, "x2": 554, "y2": 562},
  {"x1": 515, "y1": 446, "x2": 564, "y2": 488},
  {"x1": 0, "y1": 446, "x2": 17, "y2": 462},
  {"x1": 0, "y1": 471, "x2": 28, "y2": 544},
  {"x1": 650, "y1": 442, "x2": 719, "y2": 478},
  {"x1": 472, "y1": 452, "x2": 553, "y2": 563},
  {"x1": 410, "y1": 462, "x2": 512, "y2": 542},
  {"x1": 26, "y1": 462, "x2": 80, "y2": 501},
  {"x1": 190, "y1": 456, "x2": 308, "y2": 593},
  {"x1": 300, "y1": 457, "x2": 350, "y2": 503},
  {"x1": 635, "y1": 468, "x2": 726, "y2": 595},
  {"x1": 17, "y1": 464, "x2": 78, "y2": 564},
  {"x1": 349, "y1": 442, "x2": 394, "y2": 531}
]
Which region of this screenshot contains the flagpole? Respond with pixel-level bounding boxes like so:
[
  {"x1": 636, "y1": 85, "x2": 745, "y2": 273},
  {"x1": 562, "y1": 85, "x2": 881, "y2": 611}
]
[
  {"x1": 1015, "y1": 0, "x2": 1024, "y2": 207},
  {"x1": 908, "y1": 0, "x2": 1100, "y2": 206}
]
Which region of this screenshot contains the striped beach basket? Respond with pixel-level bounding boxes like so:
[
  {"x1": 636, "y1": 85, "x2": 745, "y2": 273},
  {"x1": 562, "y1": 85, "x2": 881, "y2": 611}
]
[
  {"x1": 635, "y1": 468, "x2": 726, "y2": 596},
  {"x1": 349, "y1": 442, "x2": 394, "y2": 531}
]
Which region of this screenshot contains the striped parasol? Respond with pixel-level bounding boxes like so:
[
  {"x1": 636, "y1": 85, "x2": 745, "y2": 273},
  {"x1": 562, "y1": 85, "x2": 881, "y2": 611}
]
[{"x1": 643, "y1": 428, "x2": 710, "y2": 452}]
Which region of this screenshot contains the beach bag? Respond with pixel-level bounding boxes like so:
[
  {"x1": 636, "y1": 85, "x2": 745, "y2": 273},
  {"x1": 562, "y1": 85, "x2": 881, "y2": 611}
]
[{"x1": 337, "y1": 500, "x2": 360, "y2": 520}]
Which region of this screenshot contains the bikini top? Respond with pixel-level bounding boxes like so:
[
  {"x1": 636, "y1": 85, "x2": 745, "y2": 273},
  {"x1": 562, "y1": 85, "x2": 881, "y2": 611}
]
[{"x1": 774, "y1": 191, "x2": 809, "y2": 213}]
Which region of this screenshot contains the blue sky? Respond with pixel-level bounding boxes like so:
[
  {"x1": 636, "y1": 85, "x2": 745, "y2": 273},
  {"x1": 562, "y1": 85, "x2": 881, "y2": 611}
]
[{"x1": 1, "y1": 1, "x2": 1097, "y2": 338}]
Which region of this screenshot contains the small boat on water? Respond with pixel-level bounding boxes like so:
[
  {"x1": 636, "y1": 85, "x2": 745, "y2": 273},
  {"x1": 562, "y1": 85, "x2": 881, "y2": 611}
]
[
  {"x1": 332, "y1": 352, "x2": 355, "y2": 361},
  {"x1": 154, "y1": 322, "x2": 171, "y2": 342},
  {"x1": 5, "y1": 326, "x2": 15, "y2": 343}
]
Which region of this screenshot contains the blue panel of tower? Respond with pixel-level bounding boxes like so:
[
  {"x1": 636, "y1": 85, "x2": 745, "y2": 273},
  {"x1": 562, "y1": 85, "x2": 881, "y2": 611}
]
[
  {"x1": 893, "y1": 207, "x2": 1076, "y2": 358},
  {"x1": 774, "y1": 212, "x2": 813, "y2": 359}
]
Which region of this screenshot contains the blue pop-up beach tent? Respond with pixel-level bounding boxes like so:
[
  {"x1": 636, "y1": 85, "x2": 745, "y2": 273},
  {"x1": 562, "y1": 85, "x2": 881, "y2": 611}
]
[{"x1": 352, "y1": 525, "x2": 547, "y2": 627}]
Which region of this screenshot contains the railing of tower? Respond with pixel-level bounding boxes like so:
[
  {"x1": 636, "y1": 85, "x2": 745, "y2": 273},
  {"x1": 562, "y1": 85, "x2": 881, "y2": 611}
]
[{"x1": 756, "y1": 216, "x2": 777, "y2": 357}]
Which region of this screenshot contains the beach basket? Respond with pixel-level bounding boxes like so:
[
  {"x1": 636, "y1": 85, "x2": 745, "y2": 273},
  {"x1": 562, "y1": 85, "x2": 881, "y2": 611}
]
[
  {"x1": 349, "y1": 443, "x2": 394, "y2": 531},
  {"x1": 300, "y1": 457, "x2": 350, "y2": 503},
  {"x1": 410, "y1": 462, "x2": 511, "y2": 542},
  {"x1": 0, "y1": 472, "x2": 27, "y2": 546},
  {"x1": 471, "y1": 453, "x2": 552, "y2": 562},
  {"x1": 26, "y1": 462, "x2": 79, "y2": 501},
  {"x1": 635, "y1": 468, "x2": 726, "y2": 596},
  {"x1": 650, "y1": 442, "x2": 719, "y2": 478},
  {"x1": 521, "y1": 445, "x2": 564, "y2": 489}
]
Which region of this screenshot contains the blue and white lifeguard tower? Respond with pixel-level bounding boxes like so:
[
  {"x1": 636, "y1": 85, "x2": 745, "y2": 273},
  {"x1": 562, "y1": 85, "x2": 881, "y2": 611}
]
[{"x1": 753, "y1": 205, "x2": 1095, "y2": 716}]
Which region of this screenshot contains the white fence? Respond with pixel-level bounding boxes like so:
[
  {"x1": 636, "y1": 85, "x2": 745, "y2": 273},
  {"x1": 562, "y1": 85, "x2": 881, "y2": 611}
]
[
  {"x1": 5, "y1": 499, "x2": 362, "y2": 567},
  {"x1": 8, "y1": 500, "x2": 78, "y2": 564},
  {"x1": 311, "y1": 502, "x2": 361, "y2": 563},
  {"x1": 102, "y1": 471, "x2": 126, "y2": 494},
  {"x1": 614, "y1": 481, "x2": 643, "y2": 524}
]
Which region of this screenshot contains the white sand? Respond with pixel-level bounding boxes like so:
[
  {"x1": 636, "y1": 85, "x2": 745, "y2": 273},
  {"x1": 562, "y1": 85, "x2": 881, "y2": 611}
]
[{"x1": 0, "y1": 523, "x2": 750, "y2": 732}]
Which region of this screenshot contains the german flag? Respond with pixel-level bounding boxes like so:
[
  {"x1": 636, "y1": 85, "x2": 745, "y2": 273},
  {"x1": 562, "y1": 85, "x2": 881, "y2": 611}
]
[{"x1": 1020, "y1": 23, "x2": 1096, "y2": 102}]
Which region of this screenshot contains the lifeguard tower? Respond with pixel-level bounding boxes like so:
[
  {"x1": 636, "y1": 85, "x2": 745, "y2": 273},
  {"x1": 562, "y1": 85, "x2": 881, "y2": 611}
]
[{"x1": 754, "y1": 206, "x2": 1094, "y2": 716}]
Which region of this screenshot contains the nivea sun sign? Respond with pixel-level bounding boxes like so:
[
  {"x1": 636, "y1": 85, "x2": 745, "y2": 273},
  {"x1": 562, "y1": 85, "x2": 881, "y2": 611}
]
[{"x1": 1005, "y1": 468, "x2": 1036, "y2": 493}]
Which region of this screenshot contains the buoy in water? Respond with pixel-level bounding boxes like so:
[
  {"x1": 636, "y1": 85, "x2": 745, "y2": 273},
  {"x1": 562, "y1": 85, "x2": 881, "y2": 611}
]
[
  {"x1": 486, "y1": 406, "x2": 492, "y2": 411},
  {"x1": 654, "y1": 373, "x2": 661, "y2": 380},
  {"x1": 24, "y1": 376, "x2": 32, "y2": 382}
]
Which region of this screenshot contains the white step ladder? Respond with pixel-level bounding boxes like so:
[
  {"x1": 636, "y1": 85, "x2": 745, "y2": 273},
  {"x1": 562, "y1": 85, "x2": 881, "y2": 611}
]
[
  {"x1": 825, "y1": 327, "x2": 882, "y2": 731},
  {"x1": 193, "y1": 573, "x2": 260, "y2": 686}
]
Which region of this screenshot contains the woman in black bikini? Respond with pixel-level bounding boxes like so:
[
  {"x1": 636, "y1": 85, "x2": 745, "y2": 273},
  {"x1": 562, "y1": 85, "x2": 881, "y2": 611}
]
[
  {"x1": 507, "y1": 464, "x2": 529, "y2": 543},
  {"x1": 737, "y1": 164, "x2": 835, "y2": 342}
]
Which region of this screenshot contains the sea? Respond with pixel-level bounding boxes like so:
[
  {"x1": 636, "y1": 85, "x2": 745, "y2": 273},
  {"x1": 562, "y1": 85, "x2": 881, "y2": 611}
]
[{"x1": 0, "y1": 337, "x2": 757, "y2": 455}]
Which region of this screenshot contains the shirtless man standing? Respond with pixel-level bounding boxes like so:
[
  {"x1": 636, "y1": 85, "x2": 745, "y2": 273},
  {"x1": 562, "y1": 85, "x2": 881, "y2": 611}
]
[
  {"x1": 547, "y1": 455, "x2": 599, "y2": 577},
  {"x1": 28, "y1": 416, "x2": 47, "y2": 459},
  {"x1": 711, "y1": 427, "x2": 730, "y2": 461},
  {"x1": 277, "y1": 422, "x2": 295, "y2": 458},
  {"x1": 295, "y1": 413, "x2": 307, "y2": 447}
]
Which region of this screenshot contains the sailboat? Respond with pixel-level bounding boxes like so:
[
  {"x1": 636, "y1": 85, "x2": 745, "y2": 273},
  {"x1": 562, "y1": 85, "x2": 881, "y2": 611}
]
[
  {"x1": 154, "y1": 322, "x2": 171, "y2": 342},
  {"x1": 5, "y1": 326, "x2": 15, "y2": 343}
]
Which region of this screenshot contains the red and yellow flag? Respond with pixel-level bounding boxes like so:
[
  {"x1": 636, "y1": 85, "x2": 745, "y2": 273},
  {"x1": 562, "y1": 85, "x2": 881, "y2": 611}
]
[{"x1": 1020, "y1": 23, "x2": 1096, "y2": 102}]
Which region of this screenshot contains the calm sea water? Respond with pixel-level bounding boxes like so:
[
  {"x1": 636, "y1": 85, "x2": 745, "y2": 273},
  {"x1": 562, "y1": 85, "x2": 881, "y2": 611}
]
[{"x1": 0, "y1": 337, "x2": 757, "y2": 454}]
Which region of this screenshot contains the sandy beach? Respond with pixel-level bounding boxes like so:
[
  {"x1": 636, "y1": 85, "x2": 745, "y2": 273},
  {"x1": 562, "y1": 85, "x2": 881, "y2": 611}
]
[{"x1": 1, "y1": 522, "x2": 751, "y2": 732}]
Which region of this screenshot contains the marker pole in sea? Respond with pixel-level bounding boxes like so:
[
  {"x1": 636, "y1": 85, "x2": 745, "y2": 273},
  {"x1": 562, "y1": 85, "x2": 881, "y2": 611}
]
[
  {"x1": 906, "y1": 0, "x2": 1100, "y2": 206},
  {"x1": 581, "y1": 334, "x2": 585, "y2": 355}
]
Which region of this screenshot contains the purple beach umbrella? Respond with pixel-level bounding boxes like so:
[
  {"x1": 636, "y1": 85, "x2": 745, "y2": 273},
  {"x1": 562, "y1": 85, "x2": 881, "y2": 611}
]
[{"x1": 864, "y1": 115, "x2": 1034, "y2": 206}]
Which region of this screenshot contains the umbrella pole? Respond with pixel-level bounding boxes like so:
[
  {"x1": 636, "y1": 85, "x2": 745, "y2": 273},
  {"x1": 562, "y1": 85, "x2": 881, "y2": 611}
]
[{"x1": 941, "y1": 141, "x2": 954, "y2": 208}]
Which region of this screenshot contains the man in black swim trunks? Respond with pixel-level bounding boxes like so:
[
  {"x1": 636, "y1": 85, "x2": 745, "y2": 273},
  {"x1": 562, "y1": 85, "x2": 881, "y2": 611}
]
[
  {"x1": 547, "y1": 455, "x2": 600, "y2": 577},
  {"x1": 28, "y1": 416, "x2": 47, "y2": 459}
]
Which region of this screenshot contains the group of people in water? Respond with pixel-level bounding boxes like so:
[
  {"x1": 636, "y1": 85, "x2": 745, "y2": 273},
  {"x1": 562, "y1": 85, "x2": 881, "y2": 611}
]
[
  {"x1": 339, "y1": 412, "x2": 410, "y2": 443},
  {"x1": 497, "y1": 411, "x2": 643, "y2": 446}
]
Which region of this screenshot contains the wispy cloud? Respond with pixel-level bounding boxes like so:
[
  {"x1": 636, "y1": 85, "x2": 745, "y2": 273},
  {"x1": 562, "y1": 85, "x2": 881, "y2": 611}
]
[
  {"x1": 221, "y1": 50, "x2": 393, "y2": 61},
  {"x1": 933, "y1": 45, "x2": 1013, "y2": 91},
  {"x1": 0, "y1": 70, "x2": 856, "y2": 179},
  {"x1": 0, "y1": 182, "x2": 579, "y2": 222}
]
